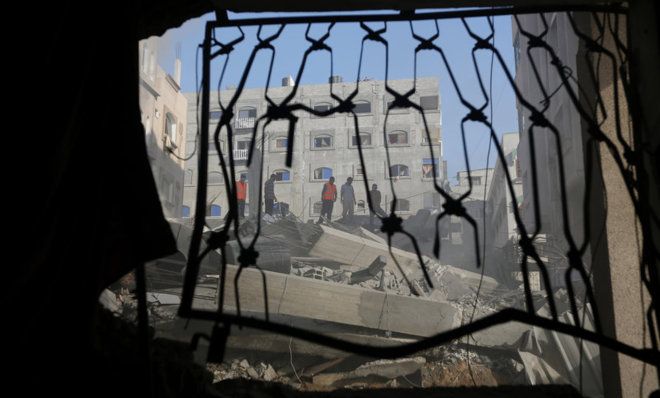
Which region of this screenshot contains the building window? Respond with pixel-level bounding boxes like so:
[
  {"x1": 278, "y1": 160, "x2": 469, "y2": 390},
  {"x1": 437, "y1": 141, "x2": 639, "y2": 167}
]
[
  {"x1": 273, "y1": 137, "x2": 288, "y2": 150},
  {"x1": 208, "y1": 172, "x2": 223, "y2": 185},
  {"x1": 313, "y1": 167, "x2": 333, "y2": 180},
  {"x1": 314, "y1": 102, "x2": 332, "y2": 113},
  {"x1": 387, "y1": 130, "x2": 408, "y2": 145},
  {"x1": 182, "y1": 205, "x2": 191, "y2": 218},
  {"x1": 208, "y1": 139, "x2": 225, "y2": 154},
  {"x1": 312, "y1": 201, "x2": 323, "y2": 215},
  {"x1": 185, "y1": 169, "x2": 193, "y2": 185},
  {"x1": 355, "y1": 165, "x2": 364, "y2": 176},
  {"x1": 238, "y1": 107, "x2": 257, "y2": 119},
  {"x1": 351, "y1": 132, "x2": 372, "y2": 147},
  {"x1": 391, "y1": 199, "x2": 410, "y2": 212},
  {"x1": 389, "y1": 164, "x2": 410, "y2": 178},
  {"x1": 210, "y1": 110, "x2": 222, "y2": 120},
  {"x1": 273, "y1": 169, "x2": 291, "y2": 182},
  {"x1": 385, "y1": 98, "x2": 409, "y2": 113},
  {"x1": 313, "y1": 135, "x2": 333, "y2": 149},
  {"x1": 420, "y1": 95, "x2": 439, "y2": 111},
  {"x1": 354, "y1": 100, "x2": 371, "y2": 114},
  {"x1": 209, "y1": 205, "x2": 222, "y2": 217},
  {"x1": 422, "y1": 127, "x2": 441, "y2": 145},
  {"x1": 469, "y1": 176, "x2": 482, "y2": 185},
  {"x1": 165, "y1": 112, "x2": 177, "y2": 144},
  {"x1": 422, "y1": 158, "x2": 439, "y2": 179}
]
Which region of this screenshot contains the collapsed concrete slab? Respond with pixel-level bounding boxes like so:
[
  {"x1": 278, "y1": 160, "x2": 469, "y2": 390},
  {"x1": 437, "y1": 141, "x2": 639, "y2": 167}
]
[
  {"x1": 427, "y1": 260, "x2": 500, "y2": 298},
  {"x1": 190, "y1": 265, "x2": 459, "y2": 337},
  {"x1": 529, "y1": 305, "x2": 604, "y2": 397},
  {"x1": 359, "y1": 227, "x2": 388, "y2": 245},
  {"x1": 309, "y1": 225, "x2": 430, "y2": 281}
]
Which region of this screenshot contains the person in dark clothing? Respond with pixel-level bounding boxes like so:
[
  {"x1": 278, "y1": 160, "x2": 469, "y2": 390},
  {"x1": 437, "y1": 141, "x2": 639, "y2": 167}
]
[
  {"x1": 369, "y1": 183, "x2": 386, "y2": 225},
  {"x1": 318, "y1": 176, "x2": 337, "y2": 223},
  {"x1": 264, "y1": 174, "x2": 277, "y2": 216},
  {"x1": 340, "y1": 177, "x2": 356, "y2": 222}
]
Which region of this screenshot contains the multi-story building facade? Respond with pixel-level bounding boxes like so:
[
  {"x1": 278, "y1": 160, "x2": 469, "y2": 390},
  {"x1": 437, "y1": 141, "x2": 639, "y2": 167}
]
[
  {"x1": 139, "y1": 38, "x2": 188, "y2": 219},
  {"x1": 441, "y1": 168, "x2": 493, "y2": 268},
  {"x1": 512, "y1": 13, "x2": 591, "y2": 292},
  {"x1": 182, "y1": 77, "x2": 444, "y2": 223},
  {"x1": 512, "y1": 14, "x2": 586, "y2": 265},
  {"x1": 484, "y1": 132, "x2": 523, "y2": 283}
]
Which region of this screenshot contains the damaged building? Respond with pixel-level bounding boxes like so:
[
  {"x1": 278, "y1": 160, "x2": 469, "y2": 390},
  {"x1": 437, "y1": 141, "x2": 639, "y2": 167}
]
[{"x1": 14, "y1": 1, "x2": 659, "y2": 398}]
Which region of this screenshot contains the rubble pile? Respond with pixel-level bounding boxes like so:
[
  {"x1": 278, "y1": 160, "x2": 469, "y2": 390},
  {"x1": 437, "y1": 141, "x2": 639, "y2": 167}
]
[
  {"x1": 208, "y1": 359, "x2": 286, "y2": 384},
  {"x1": 103, "y1": 214, "x2": 604, "y2": 395}
]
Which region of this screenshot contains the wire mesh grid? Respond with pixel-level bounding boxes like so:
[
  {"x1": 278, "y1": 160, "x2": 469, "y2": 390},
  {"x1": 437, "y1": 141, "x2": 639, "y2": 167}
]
[{"x1": 176, "y1": 5, "x2": 659, "y2": 371}]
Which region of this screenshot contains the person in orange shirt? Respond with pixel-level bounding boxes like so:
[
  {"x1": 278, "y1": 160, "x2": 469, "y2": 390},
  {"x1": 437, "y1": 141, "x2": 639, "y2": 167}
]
[
  {"x1": 236, "y1": 174, "x2": 248, "y2": 219},
  {"x1": 317, "y1": 176, "x2": 337, "y2": 224}
]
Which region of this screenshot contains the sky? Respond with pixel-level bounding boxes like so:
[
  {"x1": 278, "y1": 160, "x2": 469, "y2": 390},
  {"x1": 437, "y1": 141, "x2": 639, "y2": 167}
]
[{"x1": 154, "y1": 10, "x2": 519, "y2": 184}]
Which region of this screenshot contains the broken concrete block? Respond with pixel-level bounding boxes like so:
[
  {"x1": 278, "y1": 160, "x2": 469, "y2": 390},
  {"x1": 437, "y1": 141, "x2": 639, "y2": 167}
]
[
  {"x1": 427, "y1": 260, "x2": 499, "y2": 299},
  {"x1": 99, "y1": 289, "x2": 121, "y2": 313},
  {"x1": 262, "y1": 364, "x2": 278, "y2": 382},
  {"x1": 350, "y1": 255, "x2": 387, "y2": 284},
  {"x1": 191, "y1": 264, "x2": 459, "y2": 337},
  {"x1": 309, "y1": 225, "x2": 428, "y2": 280},
  {"x1": 246, "y1": 366, "x2": 260, "y2": 379},
  {"x1": 146, "y1": 292, "x2": 181, "y2": 305}
]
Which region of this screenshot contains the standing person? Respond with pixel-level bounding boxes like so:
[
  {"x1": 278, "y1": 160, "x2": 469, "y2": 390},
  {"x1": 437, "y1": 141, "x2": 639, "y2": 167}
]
[
  {"x1": 264, "y1": 174, "x2": 277, "y2": 216},
  {"x1": 235, "y1": 174, "x2": 248, "y2": 219},
  {"x1": 318, "y1": 176, "x2": 337, "y2": 223},
  {"x1": 369, "y1": 183, "x2": 386, "y2": 226},
  {"x1": 340, "y1": 177, "x2": 356, "y2": 222}
]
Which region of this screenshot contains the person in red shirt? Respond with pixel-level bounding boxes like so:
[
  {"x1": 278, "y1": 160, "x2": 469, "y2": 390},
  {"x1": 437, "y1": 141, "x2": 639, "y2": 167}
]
[
  {"x1": 318, "y1": 176, "x2": 337, "y2": 224},
  {"x1": 236, "y1": 174, "x2": 248, "y2": 218}
]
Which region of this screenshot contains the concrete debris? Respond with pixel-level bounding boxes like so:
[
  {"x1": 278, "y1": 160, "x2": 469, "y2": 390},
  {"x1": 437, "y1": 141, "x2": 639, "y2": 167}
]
[
  {"x1": 192, "y1": 264, "x2": 460, "y2": 337},
  {"x1": 246, "y1": 366, "x2": 260, "y2": 379},
  {"x1": 309, "y1": 225, "x2": 429, "y2": 281},
  {"x1": 303, "y1": 266, "x2": 334, "y2": 281},
  {"x1": 117, "y1": 216, "x2": 604, "y2": 393},
  {"x1": 349, "y1": 255, "x2": 387, "y2": 285},
  {"x1": 262, "y1": 364, "x2": 278, "y2": 382},
  {"x1": 302, "y1": 358, "x2": 346, "y2": 377},
  {"x1": 312, "y1": 357, "x2": 426, "y2": 387},
  {"x1": 422, "y1": 360, "x2": 499, "y2": 387},
  {"x1": 147, "y1": 292, "x2": 181, "y2": 305},
  {"x1": 518, "y1": 351, "x2": 569, "y2": 385},
  {"x1": 427, "y1": 261, "x2": 500, "y2": 300},
  {"x1": 99, "y1": 289, "x2": 121, "y2": 314}
]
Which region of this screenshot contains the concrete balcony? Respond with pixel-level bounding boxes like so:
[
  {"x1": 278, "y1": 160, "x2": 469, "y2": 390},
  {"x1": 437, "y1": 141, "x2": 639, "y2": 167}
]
[
  {"x1": 234, "y1": 117, "x2": 255, "y2": 129},
  {"x1": 233, "y1": 149, "x2": 248, "y2": 160}
]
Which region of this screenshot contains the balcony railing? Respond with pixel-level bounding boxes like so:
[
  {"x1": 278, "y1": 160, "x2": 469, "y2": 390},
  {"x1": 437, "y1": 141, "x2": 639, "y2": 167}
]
[
  {"x1": 233, "y1": 149, "x2": 248, "y2": 160},
  {"x1": 234, "y1": 117, "x2": 255, "y2": 129}
]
